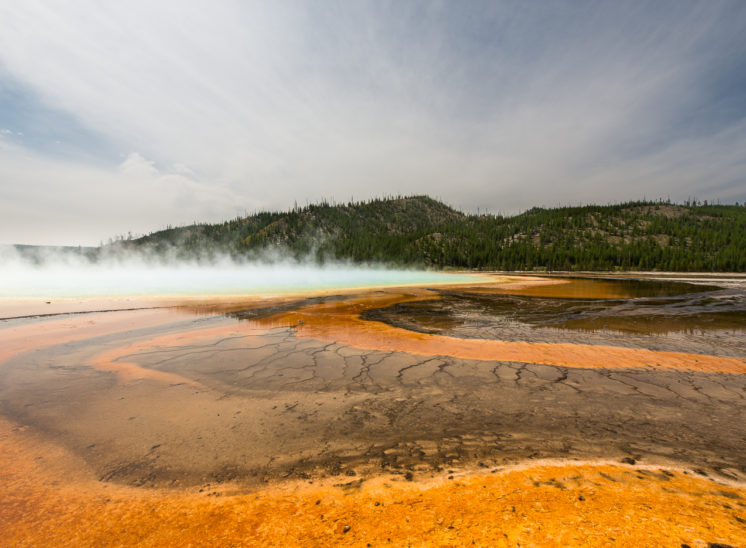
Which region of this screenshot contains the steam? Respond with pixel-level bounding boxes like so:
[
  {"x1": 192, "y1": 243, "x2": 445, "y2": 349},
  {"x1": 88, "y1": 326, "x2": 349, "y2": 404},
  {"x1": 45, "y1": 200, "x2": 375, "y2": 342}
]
[{"x1": 0, "y1": 245, "x2": 474, "y2": 299}]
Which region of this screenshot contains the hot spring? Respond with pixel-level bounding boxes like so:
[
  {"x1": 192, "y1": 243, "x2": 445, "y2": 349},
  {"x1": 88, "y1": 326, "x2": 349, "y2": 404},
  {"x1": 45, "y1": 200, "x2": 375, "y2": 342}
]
[{"x1": 1, "y1": 256, "x2": 478, "y2": 299}]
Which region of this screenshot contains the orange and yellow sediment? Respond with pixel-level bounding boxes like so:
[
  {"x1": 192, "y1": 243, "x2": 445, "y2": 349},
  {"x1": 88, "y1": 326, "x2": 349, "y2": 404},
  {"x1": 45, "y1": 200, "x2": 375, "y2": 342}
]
[
  {"x1": 2, "y1": 277, "x2": 745, "y2": 545},
  {"x1": 3, "y1": 284, "x2": 743, "y2": 381},
  {"x1": 0, "y1": 308, "x2": 183, "y2": 364},
  {"x1": 264, "y1": 289, "x2": 746, "y2": 374},
  {"x1": 1, "y1": 418, "x2": 743, "y2": 547},
  {"x1": 1, "y1": 282, "x2": 744, "y2": 403}
]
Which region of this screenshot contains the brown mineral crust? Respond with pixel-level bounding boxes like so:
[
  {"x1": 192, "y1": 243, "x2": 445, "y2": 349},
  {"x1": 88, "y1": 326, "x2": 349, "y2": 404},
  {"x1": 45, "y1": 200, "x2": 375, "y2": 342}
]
[
  {"x1": 88, "y1": 322, "x2": 273, "y2": 384},
  {"x1": 1, "y1": 417, "x2": 744, "y2": 547},
  {"x1": 265, "y1": 290, "x2": 746, "y2": 374},
  {"x1": 2, "y1": 275, "x2": 744, "y2": 546}
]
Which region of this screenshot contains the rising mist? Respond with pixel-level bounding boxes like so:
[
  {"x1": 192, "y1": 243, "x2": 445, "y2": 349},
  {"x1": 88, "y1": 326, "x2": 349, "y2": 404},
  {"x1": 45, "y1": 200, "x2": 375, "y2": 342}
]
[{"x1": 0, "y1": 245, "x2": 474, "y2": 299}]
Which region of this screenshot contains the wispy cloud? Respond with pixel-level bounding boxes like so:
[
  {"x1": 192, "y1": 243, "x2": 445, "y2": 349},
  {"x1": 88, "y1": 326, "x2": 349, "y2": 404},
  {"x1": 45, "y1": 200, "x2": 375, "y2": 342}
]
[
  {"x1": 1, "y1": 1, "x2": 745, "y2": 244},
  {"x1": 0, "y1": 139, "x2": 238, "y2": 245}
]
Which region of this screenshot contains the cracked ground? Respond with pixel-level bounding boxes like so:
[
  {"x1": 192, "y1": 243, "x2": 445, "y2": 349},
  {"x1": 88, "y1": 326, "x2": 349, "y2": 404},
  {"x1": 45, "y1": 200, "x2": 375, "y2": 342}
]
[
  {"x1": 1, "y1": 274, "x2": 745, "y2": 546},
  {"x1": 1, "y1": 275, "x2": 744, "y2": 490}
]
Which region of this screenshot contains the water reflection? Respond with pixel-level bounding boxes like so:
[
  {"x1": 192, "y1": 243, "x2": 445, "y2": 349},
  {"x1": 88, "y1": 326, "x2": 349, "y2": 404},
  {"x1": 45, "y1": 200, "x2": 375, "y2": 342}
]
[{"x1": 364, "y1": 278, "x2": 746, "y2": 336}]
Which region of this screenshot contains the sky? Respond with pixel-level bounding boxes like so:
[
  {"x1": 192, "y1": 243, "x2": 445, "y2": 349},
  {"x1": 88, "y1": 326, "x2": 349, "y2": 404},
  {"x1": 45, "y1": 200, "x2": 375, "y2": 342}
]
[{"x1": 1, "y1": 1, "x2": 745, "y2": 246}]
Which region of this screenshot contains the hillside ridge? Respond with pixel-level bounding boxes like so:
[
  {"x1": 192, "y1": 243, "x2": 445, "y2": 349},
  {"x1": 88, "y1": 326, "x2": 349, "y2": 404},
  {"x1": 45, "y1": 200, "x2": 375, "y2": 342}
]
[{"x1": 118, "y1": 195, "x2": 746, "y2": 272}]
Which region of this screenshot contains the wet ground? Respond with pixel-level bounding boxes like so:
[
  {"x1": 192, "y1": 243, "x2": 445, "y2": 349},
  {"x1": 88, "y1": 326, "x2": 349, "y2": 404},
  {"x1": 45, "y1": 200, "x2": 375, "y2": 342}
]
[
  {"x1": 1, "y1": 273, "x2": 744, "y2": 545},
  {"x1": 365, "y1": 276, "x2": 746, "y2": 354}
]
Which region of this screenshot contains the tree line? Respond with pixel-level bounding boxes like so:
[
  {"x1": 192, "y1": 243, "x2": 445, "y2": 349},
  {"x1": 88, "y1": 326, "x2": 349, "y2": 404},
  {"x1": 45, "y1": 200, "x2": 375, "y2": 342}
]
[{"x1": 127, "y1": 196, "x2": 746, "y2": 272}]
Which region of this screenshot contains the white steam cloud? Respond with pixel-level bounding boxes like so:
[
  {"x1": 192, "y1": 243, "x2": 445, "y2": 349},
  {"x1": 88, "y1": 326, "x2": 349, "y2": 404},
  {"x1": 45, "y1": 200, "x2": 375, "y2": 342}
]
[{"x1": 0, "y1": 245, "x2": 475, "y2": 299}]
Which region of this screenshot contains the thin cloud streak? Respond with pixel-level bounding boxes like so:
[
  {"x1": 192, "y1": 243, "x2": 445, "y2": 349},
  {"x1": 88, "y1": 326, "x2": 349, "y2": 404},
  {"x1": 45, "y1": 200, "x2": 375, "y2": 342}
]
[{"x1": 0, "y1": 1, "x2": 744, "y2": 244}]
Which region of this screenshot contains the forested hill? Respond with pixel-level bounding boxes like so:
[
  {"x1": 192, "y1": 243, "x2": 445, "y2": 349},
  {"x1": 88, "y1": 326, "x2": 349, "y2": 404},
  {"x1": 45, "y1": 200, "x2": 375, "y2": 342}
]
[{"x1": 126, "y1": 196, "x2": 746, "y2": 271}]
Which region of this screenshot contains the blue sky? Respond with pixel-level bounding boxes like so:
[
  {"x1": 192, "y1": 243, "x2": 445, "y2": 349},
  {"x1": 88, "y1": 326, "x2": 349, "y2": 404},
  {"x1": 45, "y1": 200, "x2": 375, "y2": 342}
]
[{"x1": 1, "y1": 1, "x2": 745, "y2": 245}]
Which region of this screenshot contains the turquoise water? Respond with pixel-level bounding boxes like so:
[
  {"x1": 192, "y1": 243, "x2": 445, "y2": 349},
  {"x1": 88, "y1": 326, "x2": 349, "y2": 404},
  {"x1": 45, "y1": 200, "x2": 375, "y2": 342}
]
[{"x1": 1, "y1": 261, "x2": 477, "y2": 298}]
